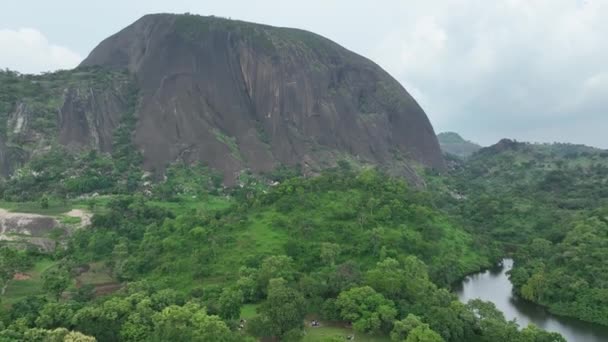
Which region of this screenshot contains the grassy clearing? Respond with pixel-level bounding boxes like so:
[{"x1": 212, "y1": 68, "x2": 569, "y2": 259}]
[
  {"x1": 303, "y1": 325, "x2": 390, "y2": 342},
  {"x1": 58, "y1": 215, "x2": 82, "y2": 225},
  {"x1": 2, "y1": 259, "x2": 57, "y2": 305},
  {"x1": 0, "y1": 200, "x2": 72, "y2": 215},
  {"x1": 76, "y1": 262, "x2": 114, "y2": 286},
  {"x1": 149, "y1": 195, "x2": 232, "y2": 215},
  {"x1": 237, "y1": 210, "x2": 288, "y2": 255},
  {"x1": 240, "y1": 304, "x2": 260, "y2": 319}
]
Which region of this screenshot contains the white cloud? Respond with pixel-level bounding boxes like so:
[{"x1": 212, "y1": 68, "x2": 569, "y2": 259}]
[
  {"x1": 0, "y1": 28, "x2": 82, "y2": 74},
  {"x1": 369, "y1": 0, "x2": 608, "y2": 147}
]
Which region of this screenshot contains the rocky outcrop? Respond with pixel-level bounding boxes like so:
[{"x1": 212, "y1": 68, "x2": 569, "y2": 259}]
[
  {"x1": 0, "y1": 102, "x2": 45, "y2": 176},
  {"x1": 0, "y1": 70, "x2": 134, "y2": 176},
  {"x1": 0, "y1": 208, "x2": 91, "y2": 252},
  {"x1": 80, "y1": 14, "x2": 445, "y2": 182},
  {"x1": 0, "y1": 209, "x2": 57, "y2": 236},
  {"x1": 58, "y1": 81, "x2": 132, "y2": 153}
]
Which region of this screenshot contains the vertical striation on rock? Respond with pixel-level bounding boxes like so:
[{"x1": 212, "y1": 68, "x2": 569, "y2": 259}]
[{"x1": 79, "y1": 13, "x2": 445, "y2": 182}]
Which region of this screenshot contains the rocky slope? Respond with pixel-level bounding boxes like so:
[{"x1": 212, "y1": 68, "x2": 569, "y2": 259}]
[
  {"x1": 80, "y1": 13, "x2": 444, "y2": 181},
  {"x1": 0, "y1": 208, "x2": 91, "y2": 252},
  {"x1": 0, "y1": 69, "x2": 135, "y2": 176}
]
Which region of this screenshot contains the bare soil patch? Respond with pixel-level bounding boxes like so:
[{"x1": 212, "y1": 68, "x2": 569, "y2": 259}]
[{"x1": 12, "y1": 273, "x2": 31, "y2": 281}]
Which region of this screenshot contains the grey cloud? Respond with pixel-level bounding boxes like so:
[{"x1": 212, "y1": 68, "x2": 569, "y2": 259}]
[{"x1": 1, "y1": 0, "x2": 606, "y2": 147}]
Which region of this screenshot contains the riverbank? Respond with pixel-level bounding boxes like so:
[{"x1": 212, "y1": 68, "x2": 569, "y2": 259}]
[{"x1": 456, "y1": 258, "x2": 608, "y2": 342}]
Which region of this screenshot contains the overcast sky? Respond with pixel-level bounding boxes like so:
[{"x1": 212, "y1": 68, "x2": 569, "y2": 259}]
[{"x1": 1, "y1": 0, "x2": 606, "y2": 148}]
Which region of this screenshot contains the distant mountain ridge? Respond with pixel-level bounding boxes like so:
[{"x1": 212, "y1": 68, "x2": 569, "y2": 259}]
[{"x1": 437, "y1": 132, "x2": 482, "y2": 158}]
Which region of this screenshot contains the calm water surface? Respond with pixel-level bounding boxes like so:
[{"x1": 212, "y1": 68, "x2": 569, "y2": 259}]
[{"x1": 455, "y1": 259, "x2": 608, "y2": 342}]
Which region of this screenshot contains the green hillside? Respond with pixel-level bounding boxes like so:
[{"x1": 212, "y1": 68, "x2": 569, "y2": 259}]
[{"x1": 446, "y1": 139, "x2": 608, "y2": 325}]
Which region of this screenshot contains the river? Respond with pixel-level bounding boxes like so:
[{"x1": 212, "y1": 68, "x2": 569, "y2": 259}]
[{"x1": 455, "y1": 259, "x2": 608, "y2": 342}]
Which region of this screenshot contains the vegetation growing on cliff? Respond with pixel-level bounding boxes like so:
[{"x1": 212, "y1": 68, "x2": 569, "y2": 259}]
[{"x1": 0, "y1": 67, "x2": 141, "y2": 201}]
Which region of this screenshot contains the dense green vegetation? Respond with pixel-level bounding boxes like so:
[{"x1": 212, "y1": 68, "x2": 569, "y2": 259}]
[
  {"x1": 510, "y1": 210, "x2": 608, "y2": 325},
  {"x1": 0, "y1": 164, "x2": 570, "y2": 341},
  {"x1": 448, "y1": 140, "x2": 608, "y2": 245},
  {"x1": 446, "y1": 139, "x2": 608, "y2": 326}
]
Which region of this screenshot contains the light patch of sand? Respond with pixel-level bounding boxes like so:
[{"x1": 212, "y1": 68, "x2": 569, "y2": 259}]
[{"x1": 65, "y1": 209, "x2": 93, "y2": 227}]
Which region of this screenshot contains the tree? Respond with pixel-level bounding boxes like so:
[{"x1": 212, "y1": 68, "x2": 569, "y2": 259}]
[
  {"x1": 257, "y1": 278, "x2": 306, "y2": 339},
  {"x1": 218, "y1": 288, "x2": 243, "y2": 320},
  {"x1": 42, "y1": 269, "x2": 70, "y2": 300},
  {"x1": 326, "y1": 261, "x2": 362, "y2": 296},
  {"x1": 0, "y1": 247, "x2": 31, "y2": 295},
  {"x1": 63, "y1": 330, "x2": 98, "y2": 342},
  {"x1": 72, "y1": 297, "x2": 132, "y2": 341},
  {"x1": 151, "y1": 302, "x2": 234, "y2": 341},
  {"x1": 520, "y1": 324, "x2": 566, "y2": 342},
  {"x1": 35, "y1": 302, "x2": 74, "y2": 329},
  {"x1": 365, "y1": 257, "x2": 437, "y2": 306},
  {"x1": 257, "y1": 256, "x2": 296, "y2": 292},
  {"x1": 19, "y1": 327, "x2": 97, "y2": 341},
  {"x1": 521, "y1": 273, "x2": 547, "y2": 302},
  {"x1": 320, "y1": 243, "x2": 340, "y2": 266},
  {"x1": 73, "y1": 284, "x2": 96, "y2": 303},
  {"x1": 390, "y1": 314, "x2": 447, "y2": 342},
  {"x1": 40, "y1": 196, "x2": 50, "y2": 209},
  {"x1": 111, "y1": 238, "x2": 130, "y2": 280},
  {"x1": 391, "y1": 314, "x2": 426, "y2": 341},
  {"x1": 336, "y1": 286, "x2": 397, "y2": 334},
  {"x1": 236, "y1": 276, "x2": 258, "y2": 302},
  {"x1": 365, "y1": 258, "x2": 404, "y2": 300},
  {"x1": 466, "y1": 299, "x2": 520, "y2": 342},
  {"x1": 406, "y1": 325, "x2": 444, "y2": 342}
]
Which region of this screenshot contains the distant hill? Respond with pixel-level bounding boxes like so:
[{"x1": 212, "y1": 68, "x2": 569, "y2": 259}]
[
  {"x1": 451, "y1": 138, "x2": 608, "y2": 242},
  {"x1": 437, "y1": 132, "x2": 482, "y2": 157}
]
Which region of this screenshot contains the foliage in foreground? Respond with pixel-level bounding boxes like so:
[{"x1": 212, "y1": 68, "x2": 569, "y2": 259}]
[{"x1": 0, "y1": 168, "x2": 567, "y2": 341}]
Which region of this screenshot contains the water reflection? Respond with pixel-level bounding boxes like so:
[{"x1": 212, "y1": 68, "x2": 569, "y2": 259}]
[{"x1": 455, "y1": 259, "x2": 608, "y2": 342}]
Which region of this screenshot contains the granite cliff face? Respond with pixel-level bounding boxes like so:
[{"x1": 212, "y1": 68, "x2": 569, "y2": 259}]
[
  {"x1": 0, "y1": 69, "x2": 134, "y2": 176},
  {"x1": 79, "y1": 13, "x2": 444, "y2": 181},
  {"x1": 58, "y1": 81, "x2": 134, "y2": 153}
]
